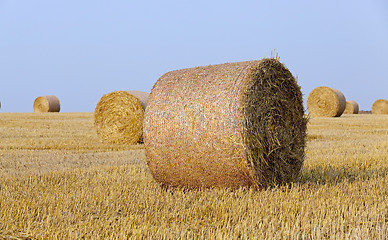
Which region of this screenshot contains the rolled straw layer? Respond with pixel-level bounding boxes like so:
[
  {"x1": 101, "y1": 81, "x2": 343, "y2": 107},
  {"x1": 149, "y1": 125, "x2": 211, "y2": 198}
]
[
  {"x1": 94, "y1": 90, "x2": 149, "y2": 144},
  {"x1": 306, "y1": 87, "x2": 346, "y2": 117},
  {"x1": 144, "y1": 58, "x2": 307, "y2": 189},
  {"x1": 371, "y1": 99, "x2": 388, "y2": 114},
  {"x1": 33, "y1": 95, "x2": 60, "y2": 112},
  {"x1": 344, "y1": 100, "x2": 359, "y2": 114}
]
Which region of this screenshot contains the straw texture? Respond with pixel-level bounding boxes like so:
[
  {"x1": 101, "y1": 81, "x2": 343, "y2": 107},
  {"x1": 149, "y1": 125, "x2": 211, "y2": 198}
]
[
  {"x1": 371, "y1": 99, "x2": 388, "y2": 114},
  {"x1": 306, "y1": 87, "x2": 346, "y2": 117},
  {"x1": 94, "y1": 91, "x2": 149, "y2": 144},
  {"x1": 344, "y1": 100, "x2": 359, "y2": 114},
  {"x1": 144, "y1": 58, "x2": 307, "y2": 189},
  {"x1": 33, "y1": 95, "x2": 60, "y2": 112}
]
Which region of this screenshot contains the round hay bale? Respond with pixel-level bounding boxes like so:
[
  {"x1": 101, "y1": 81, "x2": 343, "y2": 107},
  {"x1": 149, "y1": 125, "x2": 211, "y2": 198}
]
[
  {"x1": 371, "y1": 99, "x2": 388, "y2": 114},
  {"x1": 94, "y1": 90, "x2": 149, "y2": 144},
  {"x1": 343, "y1": 100, "x2": 359, "y2": 114},
  {"x1": 144, "y1": 58, "x2": 308, "y2": 189},
  {"x1": 306, "y1": 87, "x2": 346, "y2": 117},
  {"x1": 33, "y1": 95, "x2": 60, "y2": 112}
]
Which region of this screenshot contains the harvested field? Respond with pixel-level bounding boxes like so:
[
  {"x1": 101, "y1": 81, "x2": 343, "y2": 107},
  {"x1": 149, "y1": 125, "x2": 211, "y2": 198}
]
[{"x1": 0, "y1": 113, "x2": 387, "y2": 239}]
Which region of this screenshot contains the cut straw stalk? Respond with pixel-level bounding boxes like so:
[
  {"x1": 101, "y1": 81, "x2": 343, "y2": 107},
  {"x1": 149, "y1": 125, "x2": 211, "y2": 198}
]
[{"x1": 144, "y1": 58, "x2": 307, "y2": 189}]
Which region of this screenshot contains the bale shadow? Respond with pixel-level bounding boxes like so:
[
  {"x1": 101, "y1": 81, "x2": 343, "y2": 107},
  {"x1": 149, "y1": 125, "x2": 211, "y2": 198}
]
[{"x1": 298, "y1": 165, "x2": 387, "y2": 186}]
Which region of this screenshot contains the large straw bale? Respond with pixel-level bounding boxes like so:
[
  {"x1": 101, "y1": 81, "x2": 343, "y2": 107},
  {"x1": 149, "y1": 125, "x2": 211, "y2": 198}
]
[
  {"x1": 371, "y1": 99, "x2": 388, "y2": 114},
  {"x1": 144, "y1": 58, "x2": 308, "y2": 189},
  {"x1": 343, "y1": 100, "x2": 359, "y2": 114},
  {"x1": 306, "y1": 87, "x2": 346, "y2": 117},
  {"x1": 94, "y1": 90, "x2": 149, "y2": 144},
  {"x1": 33, "y1": 95, "x2": 60, "y2": 112}
]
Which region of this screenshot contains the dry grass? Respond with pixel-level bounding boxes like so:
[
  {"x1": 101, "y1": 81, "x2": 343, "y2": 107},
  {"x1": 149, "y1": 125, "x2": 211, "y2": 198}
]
[
  {"x1": 0, "y1": 113, "x2": 143, "y2": 177},
  {"x1": 0, "y1": 113, "x2": 387, "y2": 239}
]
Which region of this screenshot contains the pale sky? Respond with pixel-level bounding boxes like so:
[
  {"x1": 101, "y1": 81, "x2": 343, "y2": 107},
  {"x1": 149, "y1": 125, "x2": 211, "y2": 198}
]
[{"x1": 1, "y1": 0, "x2": 387, "y2": 112}]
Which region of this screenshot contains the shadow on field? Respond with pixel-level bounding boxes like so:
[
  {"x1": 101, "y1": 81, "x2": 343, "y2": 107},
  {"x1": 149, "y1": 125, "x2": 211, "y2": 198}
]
[{"x1": 298, "y1": 165, "x2": 387, "y2": 185}]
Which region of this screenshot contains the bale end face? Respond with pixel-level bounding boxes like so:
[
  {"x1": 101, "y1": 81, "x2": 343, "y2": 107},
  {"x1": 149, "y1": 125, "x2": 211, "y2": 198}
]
[{"x1": 241, "y1": 59, "x2": 308, "y2": 188}]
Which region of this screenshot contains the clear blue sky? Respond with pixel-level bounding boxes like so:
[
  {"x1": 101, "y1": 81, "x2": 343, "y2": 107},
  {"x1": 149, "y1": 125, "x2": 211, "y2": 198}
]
[{"x1": 1, "y1": 0, "x2": 387, "y2": 112}]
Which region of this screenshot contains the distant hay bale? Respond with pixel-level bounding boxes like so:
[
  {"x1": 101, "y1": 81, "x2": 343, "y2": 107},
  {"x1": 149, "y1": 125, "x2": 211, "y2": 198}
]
[
  {"x1": 94, "y1": 90, "x2": 149, "y2": 144},
  {"x1": 359, "y1": 110, "x2": 372, "y2": 114},
  {"x1": 144, "y1": 58, "x2": 308, "y2": 189},
  {"x1": 306, "y1": 87, "x2": 346, "y2": 117},
  {"x1": 344, "y1": 100, "x2": 359, "y2": 114},
  {"x1": 33, "y1": 95, "x2": 60, "y2": 112},
  {"x1": 371, "y1": 99, "x2": 388, "y2": 114}
]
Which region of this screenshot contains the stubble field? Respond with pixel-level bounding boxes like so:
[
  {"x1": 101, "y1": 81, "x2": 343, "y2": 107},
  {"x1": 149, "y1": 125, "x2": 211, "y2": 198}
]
[{"x1": 0, "y1": 113, "x2": 387, "y2": 239}]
